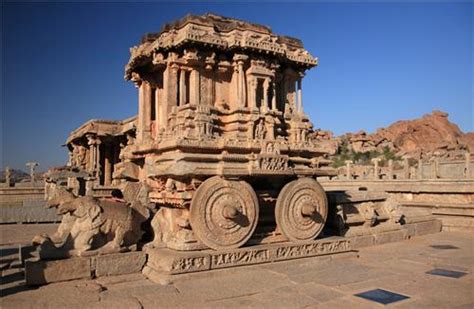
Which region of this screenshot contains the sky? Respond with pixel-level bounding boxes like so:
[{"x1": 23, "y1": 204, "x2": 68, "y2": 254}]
[{"x1": 1, "y1": 1, "x2": 472, "y2": 171}]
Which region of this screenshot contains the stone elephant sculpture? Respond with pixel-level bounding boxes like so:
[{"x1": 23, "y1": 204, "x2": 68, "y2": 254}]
[{"x1": 33, "y1": 186, "x2": 149, "y2": 259}]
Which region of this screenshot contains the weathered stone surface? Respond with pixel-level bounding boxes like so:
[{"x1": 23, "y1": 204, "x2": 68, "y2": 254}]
[
  {"x1": 25, "y1": 257, "x2": 92, "y2": 285},
  {"x1": 95, "y1": 251, "x2": 146, "y2": 277}
]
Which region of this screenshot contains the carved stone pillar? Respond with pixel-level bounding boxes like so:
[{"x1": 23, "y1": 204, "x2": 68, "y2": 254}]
[
  {"x1": 247, "y1": 76, "x2": 256, "y2": 109},
  {"x1": 271, "y1": 81, "x2": 277, "y2": 111},
  {"x1": 418, "y1": 159, "x2": 423, "y2": 179},
  {"x1": 233, "y1": 55, "x2": 248, "y2": 108},
  {"x1": 297, "y1": 77, "x2": 303, "y2": 113},
  {"x1": 403, "y1": 156, "x2": 410, "y2": 179},
  {"x1": 372, "y1": 158, "x2": 380, "y2": 180},
  {"x1": 96, "y1": 139, "x2": 102, "y2": 180},
  {"x1": 137, "y1": 81, "x2": 145, "y2": 142},
  {"x1": 179, "y1": 69, "x2": 186, "y2": 106},
  {"x1": 87, "y1": 134, "x2": 96, "y2": 174},
  {"x1": 430, "y1": 153, "x2": 440, "y2": 179},
  {"x1": 164, "y1": 55, "x2": 179, "y2": 111},
  {"x1": 154, "y1": 86, "x2": 160, "y2": 136},
  {"x1": 238, "y1": 62, "x2": 246, "y2": 107},
  {"x1": 190, "y1": 69, "x2": 200, "y2": 105},
  {"x1": 345, "y1": 160, "x2": 352, "y2": 180},
  {"x1": 262, "y1": 78, "x2": 269, "y2": 112},
  {"x1": 207, "y1": 75, "x2": 214, "y2": 105},
  {"x1": 25, "y1": 162, "x2": 38, "y2": 183},
  {"x1": 5, "y1": 167, "x2": 11, "y2": 187},
  {"x1": 104, "y1": 144, "x2": 112, "y2": 186},
  {"x1": 388, "y1": 159, "x2": 394, "y2": 179},
  {"x1": 143, "y1": 82, "x2": 152, "y2": 141},
  {"x1": 137, "y1": 81, "x2": 152, "y2": 142}
]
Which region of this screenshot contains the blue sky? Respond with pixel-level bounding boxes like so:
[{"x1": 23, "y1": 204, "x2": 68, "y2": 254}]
[{"x1": 1, "y1": 1, "x2": 472, "y2": 171}]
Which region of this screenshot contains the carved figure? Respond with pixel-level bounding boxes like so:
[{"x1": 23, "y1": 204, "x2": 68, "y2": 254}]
[{"x1": 254, "y1": 119, "x2": 266, "y2": 139}]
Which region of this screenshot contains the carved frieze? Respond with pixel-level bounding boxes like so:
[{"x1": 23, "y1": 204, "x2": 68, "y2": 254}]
[{"x1": 145, "y1": 238, "x2": 351, "y2": 275}]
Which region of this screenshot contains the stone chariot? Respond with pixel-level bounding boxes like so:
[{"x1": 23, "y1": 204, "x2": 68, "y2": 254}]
[{"x1": 119, "y1": 14, "x2": 336, "y2": 251}]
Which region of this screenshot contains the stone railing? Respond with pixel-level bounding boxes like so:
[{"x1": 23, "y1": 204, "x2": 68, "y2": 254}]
[{"x1": 337, "y1": 154, "x2": 473, "y2": 181}]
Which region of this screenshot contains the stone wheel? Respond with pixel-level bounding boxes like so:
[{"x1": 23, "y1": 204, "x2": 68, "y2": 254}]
[
  {"x1": 275, "y1": 178, "x2": 328, "y2": 242},
  {"x1": 190, "y1": 176, "x2": 259, "y2": 250}
]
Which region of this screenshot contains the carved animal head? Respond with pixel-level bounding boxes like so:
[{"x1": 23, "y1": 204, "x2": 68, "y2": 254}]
[
  {"x1": 45, "y1": 183, "x2": 75, "y2": 209},
  {"x1": 57, "y1": 197, "x2": 101, "y2": 222}
]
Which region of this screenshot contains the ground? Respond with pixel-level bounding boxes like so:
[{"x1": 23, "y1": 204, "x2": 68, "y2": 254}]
[{"x1": 1, "y1": 224, "x2": 473, "y2": 308}]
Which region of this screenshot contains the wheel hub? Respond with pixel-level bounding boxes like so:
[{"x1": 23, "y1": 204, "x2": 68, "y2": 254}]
[{"x1": 301, "y1": 202, "x2": 317, "y2": 217}]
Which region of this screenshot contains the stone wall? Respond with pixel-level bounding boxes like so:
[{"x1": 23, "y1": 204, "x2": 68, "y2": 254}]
[
  {"x1": 418, "y1": 160, "x2": 473, "y2": 179},
  {"x1": 0, "y1": 187, "x2": 59, "y2": 223},
  {"x1": 319, "y1": 179, "x2": 474, "y2": 232},
  {"x1": 339, "y1": 156, "x2": 473, "y2": 180}
]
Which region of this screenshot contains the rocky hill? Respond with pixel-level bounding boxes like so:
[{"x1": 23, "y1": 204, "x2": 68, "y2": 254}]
[{"x1": 340, "y1": 110, "x2": 471, "y2": 161}]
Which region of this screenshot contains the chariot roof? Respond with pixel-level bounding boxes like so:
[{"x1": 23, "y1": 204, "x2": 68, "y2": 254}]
[{"x1": 125, "y1": 13, "x2": 317, "y2": 79}]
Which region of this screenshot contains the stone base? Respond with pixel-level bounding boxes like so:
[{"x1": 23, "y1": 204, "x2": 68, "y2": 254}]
[
  {"x1": 404, "y1": 219, "x2": 442, "y2": 237},
  {"x1": 24, "y1": 220, "x2": 442, "y2": 286},
  {"x1": 347, "y1": 219, "x2": 442, "y2": 249},
  {"x1": 25, "y1": 251, "x2": 146, "y2": 286},
  {"x1": 143, "y1": 237, "x2": 353, "y2": 283}
]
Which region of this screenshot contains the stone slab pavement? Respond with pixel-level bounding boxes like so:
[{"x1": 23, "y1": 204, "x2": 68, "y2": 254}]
[
  {"x1": 0, "y1": 223, "x2": 58, "y2": 246},
  {"x1": 1, "y1": 229, "x2": 473, "y2": 308}
]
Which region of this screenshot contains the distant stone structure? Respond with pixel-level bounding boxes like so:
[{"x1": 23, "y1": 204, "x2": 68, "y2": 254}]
[
  {"x1": 5, "y1": 166, "x2": 12, "y2": 187},
  {"x1": 25, "y1": 162, "x2": 39, "y2": 183}
]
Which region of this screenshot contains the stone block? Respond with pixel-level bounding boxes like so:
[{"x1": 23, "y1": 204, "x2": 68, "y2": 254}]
[
  {"x1": 413, "y1": 219, "x2": 442, "y2": 236},
  {"x1": 348, "y1": 235, "x2": 375, "y2": 249},
  {"x1": 25, "y1": 257, "x2": 92, "y2": 285},
  {"x1": 95, "y1": 251, "x2": 147, "y2": 277},
  {"x1": 404, "y1": 222, "x2": 417, "y2": 237},
  {"x1": 374, "y1": 229, "x2": 408, "y2": 245},
  {"x1": 142, "y1": 265, "x2": 173, "y2": 285},
  {"x1": 146, "y1": 248, "x2": 211, "y2": 275}
]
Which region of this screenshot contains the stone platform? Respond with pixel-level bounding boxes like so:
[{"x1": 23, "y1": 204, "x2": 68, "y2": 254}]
[
  {"x1": 143, "y1": 237, "x2": 354, "y2": 283},
  {"x1": 20, "y1": 219, "x2": 441, "y2": 286},
  {"x1": 25, "y1": 251, "x2": 146, "y2": 285}
]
